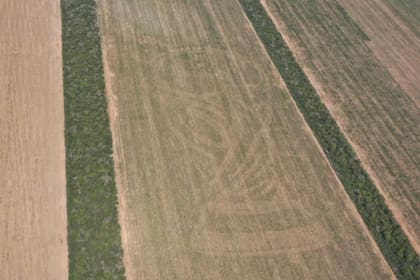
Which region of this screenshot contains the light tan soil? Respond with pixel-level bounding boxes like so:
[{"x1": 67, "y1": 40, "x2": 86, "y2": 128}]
[
  {"x1": 98, "y1": 0, "x2": 394, "y2": 279},
  {"x1": 0, "y1": 1, "x2": 68, "y2": 279}
]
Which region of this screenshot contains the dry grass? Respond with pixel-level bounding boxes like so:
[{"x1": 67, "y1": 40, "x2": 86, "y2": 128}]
[
  {"x1": 98, "y1": 0, "x2": 394, "y2": 279},
  {"x1": 0, "y1": 1, "x2": 67, "y2": 279},
  {"x1": 263, "y1": 0, "x2": 420, "y2": 253}
]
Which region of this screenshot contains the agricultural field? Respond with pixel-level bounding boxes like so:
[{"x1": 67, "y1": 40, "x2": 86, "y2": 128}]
[
  {"x1": 339, "y1": 0, "x2": 420, "y2": 106},
  {"x1": 98, "y1": 0, "x2": 395, "y2": 279},
  {"x1": 0, "y1": 0, "x2": 68, "y2": 279},
  {"x1": 1, "y1": 0, "x2": 418, "y2": 279},
  {"x1": 261, "y1": 0, "x2": 420, "y2": 254},
  {"x1": 379, "y1": 0, "x2": 420, "y2": 38}
]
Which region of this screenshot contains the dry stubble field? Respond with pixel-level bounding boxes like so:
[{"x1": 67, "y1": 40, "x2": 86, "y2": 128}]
[
  {"x1": 98, "y1": 0, "x2": 394, "y2": 279},
  {"x1": 338, "y1": 0, "x2": 420, "y2": 107},
  {"x1": 262, "y1": 0, "x2": 420, "y2": 252},
  {"x1": 0, "y1": 0, "x2": 67, "y2": 279}
]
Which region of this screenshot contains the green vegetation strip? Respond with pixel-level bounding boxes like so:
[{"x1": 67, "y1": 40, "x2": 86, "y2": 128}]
[
  {"x1": 238, "y1": 0, "x2": 420, "y2": 279},
  {"x1": 61, "y1": 0, "x2": 125, "y2": 279}
]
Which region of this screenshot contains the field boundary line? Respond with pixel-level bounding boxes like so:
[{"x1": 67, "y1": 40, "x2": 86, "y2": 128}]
[{"x1": 60, "y1": 0, "x2": 126, "y2": 278}]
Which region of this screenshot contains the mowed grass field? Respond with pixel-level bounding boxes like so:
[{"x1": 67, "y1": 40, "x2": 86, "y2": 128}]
[
  {"x1": 0, "y1": 0, "x2": 68, "y2": 279},
  {"x1": 262, "y1": 0, "x2": 420, "y2": 252},
  {"x1": 98, "y1": 0, "x2": 394, "y2": 279}
]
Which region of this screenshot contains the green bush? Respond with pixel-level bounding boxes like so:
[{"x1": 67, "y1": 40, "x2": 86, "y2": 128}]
[
  {"x1": 61, "y1": 0, "x2": 125, "y2": 279},
  {"x1": 238, "y1": 0, "x2": 419, "y2": 279}
]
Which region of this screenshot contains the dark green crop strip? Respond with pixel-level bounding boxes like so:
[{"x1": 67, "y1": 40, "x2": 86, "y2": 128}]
[
  {"x1": 61, "y1": 0, "x2": 125, "y2": 279},
  {"x1": 238, "y1": 0, "x2": 419, "y2": 279}
]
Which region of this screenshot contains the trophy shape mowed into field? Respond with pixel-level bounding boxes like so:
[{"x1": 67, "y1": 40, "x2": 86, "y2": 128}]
[{"x1": 98, "y1": 0, "x2": 395, "y2": 279}]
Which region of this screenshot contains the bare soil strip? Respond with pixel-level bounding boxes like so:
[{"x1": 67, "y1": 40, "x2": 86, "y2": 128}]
[
  {"x1": 262, "y1": 0, "x2": 420, "y2": 256},
  {"x1": 0, "y1": 1, "x2": 68, "y2": 279},
  {"x1": 99, "y1": 0, "x2": 394, "y2": 279}
]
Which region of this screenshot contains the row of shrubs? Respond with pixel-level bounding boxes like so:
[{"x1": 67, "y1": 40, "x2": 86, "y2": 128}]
[
  {"x1": 238, "y1": 0, "x2": 419, "y2": 279},
  {"x1": 61, "y1": 0, "x2": 125, "y2": 279}
]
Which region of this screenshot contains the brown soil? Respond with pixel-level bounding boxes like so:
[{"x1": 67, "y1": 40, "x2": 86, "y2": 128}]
[{"x1": 0, "y1": 1, "x2": 68, "y2": 279}]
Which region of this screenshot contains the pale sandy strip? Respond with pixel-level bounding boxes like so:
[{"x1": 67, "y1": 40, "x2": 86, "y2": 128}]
[{"x1": 0, "y1": 0, "x2": 68, "y2": 279}]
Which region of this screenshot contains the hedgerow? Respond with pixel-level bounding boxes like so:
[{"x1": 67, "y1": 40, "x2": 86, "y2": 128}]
[
  {"x1": 238, "y1": 0, "x2": 419, "y2": 279},
  {"x1": 61, "y1": 0, "x2": 125, "y2": 279}
]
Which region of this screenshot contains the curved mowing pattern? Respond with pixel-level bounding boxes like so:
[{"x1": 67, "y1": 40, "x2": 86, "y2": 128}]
[
  {"x1": 61, "y1": 0, "x2": 125, "y2": 279},
  {"x1": 238, "y1": 0, "x2": 420, "y2": 279}
]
